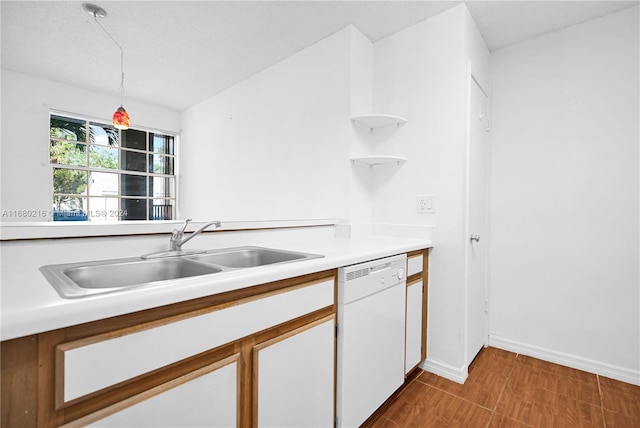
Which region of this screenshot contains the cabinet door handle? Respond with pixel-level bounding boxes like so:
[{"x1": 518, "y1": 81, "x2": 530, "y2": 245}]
[{"x1": 470, "y1": 234, "x2": 480, "y2": 243}]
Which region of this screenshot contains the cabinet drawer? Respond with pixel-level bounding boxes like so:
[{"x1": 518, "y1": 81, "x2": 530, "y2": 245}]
[
  {"x1": 407, "y1": 254, "x2": 423, "y2": 276},
  {"x1": 58, "y1": 277, "x2": 334, "y2": 404}
]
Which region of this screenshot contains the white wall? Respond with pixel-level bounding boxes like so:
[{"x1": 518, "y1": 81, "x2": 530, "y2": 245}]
[
  {"x1": 372, "y1": 5, "x2": 489, "y2": 377},
  {"x1": 0, "y1": 70, "x2": 181, "y2": 221},
  {"x1": 348, "y1": 27, "x2": 375, "y2": 224},
  {"x1": 180, "y1": 26, "x2": 369, "y2": 222},
  {"x1": 489, "y1": 7, "x2": 639, "y2": 382}
]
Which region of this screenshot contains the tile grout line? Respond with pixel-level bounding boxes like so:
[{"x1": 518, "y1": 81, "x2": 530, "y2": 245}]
[
  {"x1": 409, "y1": 352, "x2": 523, "y2": 428},
  {"x1": 413, "y1": 377, "x2": 491, "y2": 410},
  {"x1": 411, "y1": 381, "x2": 497, "y2": 427},
  {"x1": 597, "y1": 374, "x2": 607, "y2": 428},
  {"x1": 412, "y1": 375, "x2": 509, "y2": 428},
  {"x1": 380, "y1": 349, "x2": 635, "y2": 428},
  {"x1": 363, "y1": 370, "x2": 423, "y2": 428},
  {"x1": 378, "y1": 416, "x2": 399, "y2": 427},
  {"x1": 485, "y1": 353, "x2": 520, "y2": 428}
]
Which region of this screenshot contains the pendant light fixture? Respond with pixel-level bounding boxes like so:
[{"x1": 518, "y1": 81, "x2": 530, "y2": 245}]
[{"x1": 83, "y1": 3, "x2": 130, "y2": 130}]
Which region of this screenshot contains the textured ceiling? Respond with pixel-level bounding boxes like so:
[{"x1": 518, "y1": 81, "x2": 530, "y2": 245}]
[{"x1": 1, "y1": 1, "x2": 637, "y2": 111}]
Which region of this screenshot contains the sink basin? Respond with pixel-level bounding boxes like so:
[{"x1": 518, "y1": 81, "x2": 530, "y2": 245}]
[
  {"x1": 40, "y1": 246, "x2": 323, "y2": 299},
  {"x1": 40, "y1": 258, "x2": 222, "y2": 298},
  {"x1": 187, "y1": 246, "x2": 323, "y2": 268}
]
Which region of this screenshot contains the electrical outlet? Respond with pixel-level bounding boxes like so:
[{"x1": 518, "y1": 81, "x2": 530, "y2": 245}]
[{"x1": 416, "y1": 195, "x2": 435, "y2": 214}]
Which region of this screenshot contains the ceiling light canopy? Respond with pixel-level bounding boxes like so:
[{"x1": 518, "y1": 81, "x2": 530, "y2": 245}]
[{"x1": 82, "y1": 3, "x2": 106, "y2": 19}]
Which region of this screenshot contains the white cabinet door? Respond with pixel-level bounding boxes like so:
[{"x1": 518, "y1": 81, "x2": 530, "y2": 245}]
[
  {"x1": 254, "y1": 316, "x2": 335, "y2": 428},
  {"x1": 72, "y1": 356, "x2": 238, "y2": 428},
  {"x1": 405, "y1": 280, "x2": 423, "y2": 374}
]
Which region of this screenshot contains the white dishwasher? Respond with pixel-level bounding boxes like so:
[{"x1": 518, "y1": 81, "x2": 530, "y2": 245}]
[{"x1": 337, "y1": 254, "x2": 406, "y2": 428}]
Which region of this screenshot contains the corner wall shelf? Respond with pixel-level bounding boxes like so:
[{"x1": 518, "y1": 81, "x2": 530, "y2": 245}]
[
  {"x1": 350, "y1": 156, "x2": 407, "y2": 168},
  {"x1": 351, "y1": 114, "x2": 407, "y2": 132}
]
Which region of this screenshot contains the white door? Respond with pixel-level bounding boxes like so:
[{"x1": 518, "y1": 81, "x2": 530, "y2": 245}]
[{"x1": 466, "y1": 72, "x2": 490, "y2": 367}]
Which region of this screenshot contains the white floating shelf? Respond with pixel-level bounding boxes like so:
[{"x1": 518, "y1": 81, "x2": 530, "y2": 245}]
[
  {"x1": 351, "y1": 114, "x2": 407, "y2": 131},
  {"x1": 350, "y1": 156, "x2": 407, "y2": 168}
]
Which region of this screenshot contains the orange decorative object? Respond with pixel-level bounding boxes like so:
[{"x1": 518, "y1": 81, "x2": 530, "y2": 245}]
[{"x1": 113, "y1": 106, "x2": 130, "y2": 130}]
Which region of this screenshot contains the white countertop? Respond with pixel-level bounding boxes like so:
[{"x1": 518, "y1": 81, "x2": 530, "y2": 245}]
[{"x1": 1, "y1": 235, "x2": 431, "y2": 341}]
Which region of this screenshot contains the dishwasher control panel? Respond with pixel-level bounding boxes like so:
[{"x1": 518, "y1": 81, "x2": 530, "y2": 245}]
[{"x1": 338, "y1": 254, "x2": 407, "y2": 304}]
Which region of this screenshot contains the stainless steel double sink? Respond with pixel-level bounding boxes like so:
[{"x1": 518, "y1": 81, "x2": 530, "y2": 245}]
[{"x1": 40, "y1": 246, "x2": 323, "y2": 298}]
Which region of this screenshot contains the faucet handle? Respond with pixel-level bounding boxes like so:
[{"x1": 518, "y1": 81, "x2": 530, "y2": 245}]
[
  {"x1": 180, "y1": 218, "x2": 192, "y2": 233},
  {"x1": 172, "y1": 218, "x2": 192, "y2": 238}
]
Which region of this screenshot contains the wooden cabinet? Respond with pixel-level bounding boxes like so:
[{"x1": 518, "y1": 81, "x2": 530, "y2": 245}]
[
  {"x1": 1, "y1": 270, "x2": 336, "y2": 428},
  {"x1": 405, "y1": 249, "x2": 429, "y2": 375}
]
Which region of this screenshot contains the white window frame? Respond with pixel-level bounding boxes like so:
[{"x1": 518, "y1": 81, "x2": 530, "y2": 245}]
[{"x1": 49, "y1": 111, "x2": 179, "y2": 222}]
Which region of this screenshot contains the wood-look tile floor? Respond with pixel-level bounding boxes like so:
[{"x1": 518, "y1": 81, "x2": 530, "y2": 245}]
[{"x1": 363, "y1": 347, "x2": 640, "y2": 428}]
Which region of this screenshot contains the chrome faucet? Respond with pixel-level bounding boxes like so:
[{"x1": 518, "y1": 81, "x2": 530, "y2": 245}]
[{"x1": 170, "y1": 219, "x2": 222, "y2": 252}]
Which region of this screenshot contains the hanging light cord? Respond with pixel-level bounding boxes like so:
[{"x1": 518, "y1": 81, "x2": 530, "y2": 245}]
[{"x1": 92, "y1": 14, "x2": 125, "y2": 104}]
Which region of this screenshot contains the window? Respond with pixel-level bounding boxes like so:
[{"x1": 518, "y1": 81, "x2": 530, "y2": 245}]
[{"x1": 50, "y1": 113, "x2": 176, "y2": 221}]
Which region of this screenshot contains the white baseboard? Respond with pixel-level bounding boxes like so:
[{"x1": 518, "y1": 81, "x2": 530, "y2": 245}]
[
  {"x1": 490, "y1": 335, "x2": 640, "y2": 386},
  {"x1": 420, "y1": 358, "x2": 468, "y2": 385}
]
